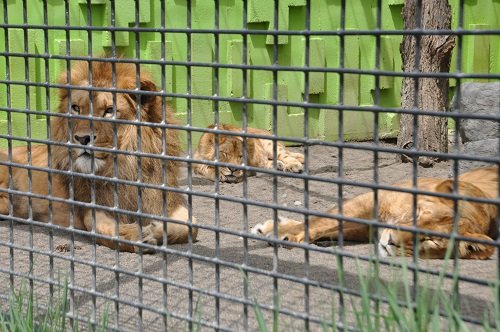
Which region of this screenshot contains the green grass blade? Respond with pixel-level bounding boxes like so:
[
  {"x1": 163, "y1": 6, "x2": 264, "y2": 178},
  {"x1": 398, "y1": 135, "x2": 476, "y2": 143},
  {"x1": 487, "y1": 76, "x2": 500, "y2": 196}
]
[{"x1": 252, "y1": 300, "x2": 269, "y2": 332}]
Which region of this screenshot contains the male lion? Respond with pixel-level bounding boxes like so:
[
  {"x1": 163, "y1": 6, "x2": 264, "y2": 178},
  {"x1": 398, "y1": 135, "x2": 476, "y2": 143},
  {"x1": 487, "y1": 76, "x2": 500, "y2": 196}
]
[
  {"x1": 193, "y1": 123, "x2": 305, "y2": 183},
  {"x1": 0, "y1": 60, "x2": 197, "y2": 252},
  {"x1": 252, "y1": 167, "x2": 498, "y2": 259}
]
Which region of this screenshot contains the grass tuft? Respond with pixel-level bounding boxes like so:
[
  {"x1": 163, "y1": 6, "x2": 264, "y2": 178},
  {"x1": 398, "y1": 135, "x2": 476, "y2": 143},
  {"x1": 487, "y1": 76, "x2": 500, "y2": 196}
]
[{"x1": 0, "y1": 277, "x2": 110, "y2": 331}]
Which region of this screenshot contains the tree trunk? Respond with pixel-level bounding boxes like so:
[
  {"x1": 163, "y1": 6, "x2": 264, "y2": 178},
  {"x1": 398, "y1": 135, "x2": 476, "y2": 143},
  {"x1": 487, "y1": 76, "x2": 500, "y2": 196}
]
[{"x1": 397, "y1": 0, "x2": 455, "y2": 167}]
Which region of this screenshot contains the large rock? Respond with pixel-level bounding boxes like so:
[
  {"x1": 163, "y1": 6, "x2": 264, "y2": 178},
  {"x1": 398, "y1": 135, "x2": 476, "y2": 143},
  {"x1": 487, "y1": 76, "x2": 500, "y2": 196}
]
[
  {"x1": 451, "y1": 82, "x2": 500, "y2": 143},
  {"x1": 453, "y1": 138, "x2": 499, "y2": 173}
]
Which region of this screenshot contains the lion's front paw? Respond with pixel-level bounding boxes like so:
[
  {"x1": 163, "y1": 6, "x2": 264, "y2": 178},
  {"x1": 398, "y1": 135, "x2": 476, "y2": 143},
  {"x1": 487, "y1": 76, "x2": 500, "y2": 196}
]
[
  {"x1": 137, "y1": 222, "x2": 163, "y2": 253},
  {"x1": 221, "y1": 174, "x2": 244, "y2": 183},
  {"x1": 277, "y1": 157, "x2": 304, "y2": 173},
  {"x1": 284, "y1": 159, "x2": 304, "y2": 173},
  {"x1": 291, "y1": 152, "x2": 305, "y2": 164},
  {"x1": 219, "y1": 167, "x2": 244, "y2": 183},
  {"x1": 219, "y1": 167, "x2": 231, "y2": 182}
]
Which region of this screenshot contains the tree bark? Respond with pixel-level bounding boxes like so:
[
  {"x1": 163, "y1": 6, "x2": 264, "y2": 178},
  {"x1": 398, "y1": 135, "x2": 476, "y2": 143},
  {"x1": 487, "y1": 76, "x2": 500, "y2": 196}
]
[{"x1": 397, "y1": 0, "x2": 455, "y2": 167}]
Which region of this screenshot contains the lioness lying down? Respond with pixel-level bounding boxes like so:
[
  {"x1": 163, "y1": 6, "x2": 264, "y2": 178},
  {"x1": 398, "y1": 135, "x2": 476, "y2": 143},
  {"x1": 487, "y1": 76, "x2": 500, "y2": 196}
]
[
  {"x1": 252, "y1": 167, "x2": 498, "y2": 259},
  {"x1": 193, "y1": 123, "x2": 304, "y2": 183},
  {"x1": 0, "y1": 60, "x2": 197, "y2": 252}
]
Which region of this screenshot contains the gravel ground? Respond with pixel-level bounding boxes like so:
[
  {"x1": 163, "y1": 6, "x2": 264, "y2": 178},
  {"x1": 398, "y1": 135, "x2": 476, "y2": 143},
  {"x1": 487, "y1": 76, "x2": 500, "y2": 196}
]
[{"x1": 0, "y1": 142, "x2": 497, "y2": 331}]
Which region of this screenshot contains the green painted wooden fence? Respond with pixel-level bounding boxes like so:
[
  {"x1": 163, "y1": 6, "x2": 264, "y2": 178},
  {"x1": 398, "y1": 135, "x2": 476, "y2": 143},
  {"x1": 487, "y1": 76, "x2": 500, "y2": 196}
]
[{"x1": 0, "y1": 0, "x2": 499, "y2": 148}]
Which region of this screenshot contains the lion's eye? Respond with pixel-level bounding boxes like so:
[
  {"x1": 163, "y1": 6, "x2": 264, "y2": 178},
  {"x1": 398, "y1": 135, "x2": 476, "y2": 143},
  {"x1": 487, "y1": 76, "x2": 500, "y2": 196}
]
[
  {"x1": 104, "y1": 107, "x2": 115, "y2": 117},
  {"x1": 71, "y1": 105, "x2": 80, "y2": 114}
]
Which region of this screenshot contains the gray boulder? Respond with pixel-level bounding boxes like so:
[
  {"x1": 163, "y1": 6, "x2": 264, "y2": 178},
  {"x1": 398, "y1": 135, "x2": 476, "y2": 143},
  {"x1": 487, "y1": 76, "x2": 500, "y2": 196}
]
[
  {"x1": 452, "y1": 138, "x2": 499, "y2": 174},
  {"x1": 450, "y1": 82, "x2": 500, "y2": 143}
]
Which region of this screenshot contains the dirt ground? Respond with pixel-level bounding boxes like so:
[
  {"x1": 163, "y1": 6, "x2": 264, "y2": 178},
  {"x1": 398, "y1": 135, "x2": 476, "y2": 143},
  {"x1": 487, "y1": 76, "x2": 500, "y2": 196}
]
[{"x1": 0, "y1": 142, "x2": 497, "y2": 331}]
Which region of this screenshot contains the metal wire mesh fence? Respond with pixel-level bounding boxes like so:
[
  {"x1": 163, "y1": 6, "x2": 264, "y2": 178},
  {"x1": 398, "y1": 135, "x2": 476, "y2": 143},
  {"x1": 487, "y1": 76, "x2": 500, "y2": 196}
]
[{"x1": 0, "y1": 0, "x2": 499, "y2": 330}]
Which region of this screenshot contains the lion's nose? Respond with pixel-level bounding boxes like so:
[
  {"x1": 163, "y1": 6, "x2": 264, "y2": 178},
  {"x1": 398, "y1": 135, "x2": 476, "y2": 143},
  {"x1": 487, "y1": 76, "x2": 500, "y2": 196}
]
[
  {"x1": 229, "y1": 167, "x2": 239, "y2": 173},
  {"x1": 387, "y1": 235, "x2": 396, "y2": 246},
  {"x1": 74, "y1": 135, "x2": 95, "y2": 146}
]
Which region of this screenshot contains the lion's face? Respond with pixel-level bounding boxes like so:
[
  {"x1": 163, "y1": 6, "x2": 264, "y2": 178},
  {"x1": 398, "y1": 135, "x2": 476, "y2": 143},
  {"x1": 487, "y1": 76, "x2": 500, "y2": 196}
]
[
  {"x1": 53, "y1": 61, "x2": 163, "y2": 175},
  {"x1": 378, "y1": 197, "x2": 453, "y2": 258},
  {"x1": 378, "y1": 228, "x2": 450, "y2": 259},
  {"x1": 379, "y1": 226, "x2": 494, "y2": 260},
  {"x1": 65, "y1": 88, "x2": 125, "y2": 173},
  {"x1": 217, "y1": 136, "x2": 245, "y2": 178},
  {"x1": 378, "y1": 180, "x2": 495, "y2": 259}
]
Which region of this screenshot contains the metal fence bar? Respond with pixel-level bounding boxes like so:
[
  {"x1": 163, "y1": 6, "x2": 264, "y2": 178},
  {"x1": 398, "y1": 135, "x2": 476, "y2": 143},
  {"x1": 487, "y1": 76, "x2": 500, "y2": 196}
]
[
  {"x1": 1, "y1": 0, "x2": 14, "y2": 295},
  {"x1": 0, "y1": 22, "x2": 499, "y2": 36},
  {"x1": 40, "y1": 0, "x2": 54, "y2": 312},
  {"x1": 186, "y1": 1, "x2": 195, "y2": 329},
  {"x1": 213, "y1": 0, "x2": 222, "y2": 328},
  {"x1": 303, "y1": 1, "x2": 311, "y2": 330},
  {"x1": 133, "y1": 2, "x2": 145, "y2": 330},
  {"x1": 109, "y1": 0, "x2": 121, "y2": 328},
  {"x1": 271, "y1": 1, "x2": 280, "y2": 330},
  {"x1": 2, "y1": 52, "x2": 499, "y2": 80},
  {"x1": 371, "y1": 0, "x2": 383, "y2": 326},
  {"x1": 20, "y1": 0, "x2": 35, "y2": 318},
  {"x1": 61, "y1": 0, "x2": 78, "y2": 327},
  {"x1": 451, "y1": 0, "x2": 466, "y2": 318},
  {"x1": 410, "y1": 0, "x2": 423, "y2": 316},
  {"x1": 241, "y1": 1, "x2": 250, "y2": 330},
  {"x1": 159, "y1": 1, "x2": 169, "y2": 330},
  {"x1": 84, "y1": 1, "x2": 99, "y2": 327}
]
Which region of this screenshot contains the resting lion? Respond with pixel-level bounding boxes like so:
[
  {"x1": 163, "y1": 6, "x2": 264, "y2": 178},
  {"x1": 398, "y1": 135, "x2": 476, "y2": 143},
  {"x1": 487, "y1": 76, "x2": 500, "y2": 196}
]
[
  {"x1": 193, "y1": 123, "x2": 304, "y2": 183},
  {"x1": 252, "y1": 167, "x2": 497, "y2": 259},
  {"x1": 0, "y1": 60, "x2": 197, "y2": 252}
]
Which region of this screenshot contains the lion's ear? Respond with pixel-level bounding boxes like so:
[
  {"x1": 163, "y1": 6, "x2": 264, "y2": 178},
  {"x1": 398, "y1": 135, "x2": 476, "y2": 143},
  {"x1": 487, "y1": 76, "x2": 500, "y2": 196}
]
[
  {"x1": 208, "y1": 133, "x2": 227, "y2": 145},
  {"x1": 128, "y1": 79, "x2": 158, "y2": 107},
  {"x1": 435, "y1": 179, "x2": 454, "y2": 194},
  {"x1": 435, "y1": 179, "x2": 484, "y2": 197},
  {"x1": 217, "y1": 135, "x2": 227, "y2": 145},
  {"x1": 433, "y1": 179, "x2": 456, "y2": 207}
]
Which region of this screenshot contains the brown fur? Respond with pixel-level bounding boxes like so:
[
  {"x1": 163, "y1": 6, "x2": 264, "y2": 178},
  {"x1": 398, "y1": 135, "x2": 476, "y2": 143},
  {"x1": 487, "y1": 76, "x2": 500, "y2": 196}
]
[
  {"x1": 193, "y1": 124, "x2": 304, "y2": 183},
  {"x1": 0, "y1": 60, "x2": 197, "y2": 252},
  {"x1": 252, "y1": 167, "x2": 498, "y2": 259}
]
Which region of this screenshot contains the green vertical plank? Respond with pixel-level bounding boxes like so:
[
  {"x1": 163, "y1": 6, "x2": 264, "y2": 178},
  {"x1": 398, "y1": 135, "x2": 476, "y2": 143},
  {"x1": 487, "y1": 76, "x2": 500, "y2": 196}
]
[
  {"x1": 343, "y1": 35, "x2": 360, "y2": 108},
  {"x1": 248, "y1": 0, "x2": 306, "y2": 45},
  {"x1": 144, "y1": 40, "x2": 174, "y2": 96},
  {"x1": 191, "y1": 33, "x2": 214, "y2": 126},
  {"x1": 308, "y1": 37, "x2": 326, "y2": 95},
  {"x1": 261, "y1": 83, "x2": 292, "y2": 135},
  {"x1": 102, "y1": 0, "x2": 134, "y2": 47},
  {"x1": 321, "y1": 33, "x2": 340, "y2": 141},
  {"x1": 227, "y1": 40, "x2": 244, "y2": 98},
  {"x1": 359, "y1": 36, "x2": 375, "y2": 105},
  {"x1": 7, "y1": 28, "x2": 37, "y2": 138},
  {"x1": 471, "y1": 24, "x2": 490, "y2": 82},
  {"x1": 379, "y1": 36, "x2": 395, "y2": 90},
  {"x1": 53, "y1": 38, "x2": 86, "y2": 74}
]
